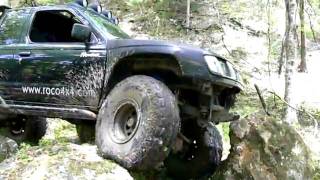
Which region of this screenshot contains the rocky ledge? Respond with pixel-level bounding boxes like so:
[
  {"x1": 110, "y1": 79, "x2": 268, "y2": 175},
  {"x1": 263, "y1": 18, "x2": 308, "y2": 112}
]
[{"x1": 213, "y1": 115, "x2": 316, "y2": 180}]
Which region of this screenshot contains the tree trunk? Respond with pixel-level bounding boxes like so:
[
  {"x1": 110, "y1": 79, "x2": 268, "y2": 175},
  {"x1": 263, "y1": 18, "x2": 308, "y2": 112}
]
[
  {"x1": 186, "y1": 0, "x2": 190, "y2": 31},
  {"x1": 283, "y1": 0, "x2": 298, "y2": 124},
  {"x1": 298, "y1": 0, "x2": 307, "y2": 72}
]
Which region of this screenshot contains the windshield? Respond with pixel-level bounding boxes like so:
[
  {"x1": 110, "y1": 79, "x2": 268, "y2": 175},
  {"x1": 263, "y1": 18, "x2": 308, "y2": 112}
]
[{"x1": 85, "y1": 10, "x2": 130, "y2": 39}]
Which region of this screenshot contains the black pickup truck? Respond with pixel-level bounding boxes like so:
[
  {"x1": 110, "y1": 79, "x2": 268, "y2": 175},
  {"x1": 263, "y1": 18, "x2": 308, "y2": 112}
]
[{"x1": 0, "y1": 1, "x2": 242, "y2": 179}]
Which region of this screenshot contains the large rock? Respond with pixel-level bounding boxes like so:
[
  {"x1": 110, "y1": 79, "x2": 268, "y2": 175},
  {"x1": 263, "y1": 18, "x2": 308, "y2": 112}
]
[
  {"x1": 0, "y1": 136, "x2": 18, "y2": 162},
  {"x1": 214, "y1": 115, "x2": 315, "y2": 180},
  {"x1": 0, "y1": 119, "x2": 133, "y2": 180}
]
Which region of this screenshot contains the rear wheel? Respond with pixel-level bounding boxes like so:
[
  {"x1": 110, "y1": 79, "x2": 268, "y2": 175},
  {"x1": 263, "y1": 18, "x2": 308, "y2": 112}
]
[
  {"x1": 165, "y1": 122, "x2": 223, "y2": 179},
  {"x1": 0, "y1": 116, "x2": 47, "y2": 144},
  {"x1": 96, "y1": 75, "x2": 180, "y2": 170}
]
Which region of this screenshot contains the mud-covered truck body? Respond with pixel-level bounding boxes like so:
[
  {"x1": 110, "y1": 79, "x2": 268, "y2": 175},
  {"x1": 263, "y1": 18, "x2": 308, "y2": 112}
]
[{"x1": 0, "y1": 2, "x2": 242, "y2": 179}]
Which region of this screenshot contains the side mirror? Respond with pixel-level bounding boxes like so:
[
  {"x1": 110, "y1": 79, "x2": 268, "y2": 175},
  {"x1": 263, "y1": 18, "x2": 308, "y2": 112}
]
[{"x1": 71, "y1": 23, "x2": 91, "y2": 42}]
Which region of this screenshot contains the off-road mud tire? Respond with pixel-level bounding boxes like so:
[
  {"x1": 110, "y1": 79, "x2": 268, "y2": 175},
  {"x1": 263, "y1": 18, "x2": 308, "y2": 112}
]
[
  {"x1": 0, "y1": 116, "x2": 47, "y2": 144},
  {"x1": 165, "y1": 125, "x2": 223, "y2": 179},
  {"x1": 76, "y1": 121, "x2": 95, "y2": 144},
  {"x1": 96, "y1": 75, "x2": 180, "y2": 170}
]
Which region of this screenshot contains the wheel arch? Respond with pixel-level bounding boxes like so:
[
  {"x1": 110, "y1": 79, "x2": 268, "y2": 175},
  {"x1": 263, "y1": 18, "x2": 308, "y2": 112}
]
[{"x1": 102, "y1": 53, "x2": 183, "y2": 104}]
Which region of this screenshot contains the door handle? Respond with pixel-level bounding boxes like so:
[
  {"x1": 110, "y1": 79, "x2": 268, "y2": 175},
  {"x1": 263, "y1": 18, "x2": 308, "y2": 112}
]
[
  {"x1": 18, "y1": 51, "x2": 31, "y2": 57},
  {"x1": 17, "y1": 52, "x2": 31, "y2": 64}
]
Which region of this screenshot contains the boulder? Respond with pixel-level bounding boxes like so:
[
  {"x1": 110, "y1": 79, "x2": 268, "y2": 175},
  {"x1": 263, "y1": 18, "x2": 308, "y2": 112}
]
[
  {"x1": 0, "y1": 136, "x2": 18, "y2": 162},
  {"x1": 213, "y1": 115, "x2": 315, "y2": 180},
  {"x1": 0, "y1": 119, "x2": 134, "y2": 180}
]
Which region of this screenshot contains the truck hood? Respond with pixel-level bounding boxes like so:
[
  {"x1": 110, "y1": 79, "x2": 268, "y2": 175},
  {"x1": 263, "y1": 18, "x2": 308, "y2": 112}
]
[
  {"x1": 106, "y1": 39, "x2": 225, "y2": 60},
  {"x1": 107, "y1": 39, "x2": 205, "y2": 53}
]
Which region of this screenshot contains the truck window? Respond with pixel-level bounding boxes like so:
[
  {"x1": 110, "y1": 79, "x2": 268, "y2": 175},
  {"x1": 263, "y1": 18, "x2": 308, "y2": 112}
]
[
  {"x1": 29, "y1": 10, "x2": 84, "y2": 43},
  {"x1": 0, "y1": 10, "x2": 28, "y2": 45}
]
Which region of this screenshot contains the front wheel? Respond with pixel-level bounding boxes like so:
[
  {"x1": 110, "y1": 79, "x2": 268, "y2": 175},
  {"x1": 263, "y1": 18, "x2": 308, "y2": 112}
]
[
  {"x1": 165, "y1": 124, "x2": 223, "y2": 179},
  {"x1": 96, "y1": 75, "x2": 180, "y2": 170}
]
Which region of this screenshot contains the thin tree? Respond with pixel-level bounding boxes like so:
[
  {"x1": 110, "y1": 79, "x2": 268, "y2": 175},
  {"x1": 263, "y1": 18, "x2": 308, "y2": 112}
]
[
  {"x1": 186, "y1": 0, "x2": 190, "y2": 31},
  {"x1": 298, "y1": 0, "x2": 307, "y2": 72},
  {"x1": 283, "y1": 0, "x2": 298, "y2": 124}
]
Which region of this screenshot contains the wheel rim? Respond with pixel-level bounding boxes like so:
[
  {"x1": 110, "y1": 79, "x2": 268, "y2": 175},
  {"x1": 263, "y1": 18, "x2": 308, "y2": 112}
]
[
  {"x1": 112, "y1": 100, "x2": 140, "y2": 144},
  {"x1": 9, "y1": 118, "x2": 27, "y2": 136}
]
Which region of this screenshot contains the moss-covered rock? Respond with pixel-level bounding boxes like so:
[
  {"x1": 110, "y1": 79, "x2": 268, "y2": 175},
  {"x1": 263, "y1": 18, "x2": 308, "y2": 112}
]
[
  {"x1": 213, "y1": 115, "x2": 315, "y2": 180},
  {"x1": 0, "y1": 136, "x2": 18, "y2": 162}
]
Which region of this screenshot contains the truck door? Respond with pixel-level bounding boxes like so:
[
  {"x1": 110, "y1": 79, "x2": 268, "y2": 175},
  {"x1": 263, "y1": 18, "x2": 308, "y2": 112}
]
[
  {"x1": 0, "y1": 9, "x2": 30, "y2": 103},
  {"x1": 14, "y1": 9, "x2": 106, "y2": 110}
]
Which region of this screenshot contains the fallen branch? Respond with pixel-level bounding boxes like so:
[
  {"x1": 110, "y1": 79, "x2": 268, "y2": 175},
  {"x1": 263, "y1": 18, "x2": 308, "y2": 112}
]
[{"x1": 254, "y1": 84, "x2": 271, "y2": 116}]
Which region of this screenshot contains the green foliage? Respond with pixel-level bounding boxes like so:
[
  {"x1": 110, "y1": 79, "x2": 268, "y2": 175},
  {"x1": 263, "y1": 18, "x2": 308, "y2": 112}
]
[
  {"x1": 16, "y1": 143, "x2": 33, "y2": 163},
  {"x1": 68, "y1": 159, "x2": 115, "y2": 175},
  {"x1": 15, "y1": 120, "x2": 76, "y2": 164},
  {"x1": 39, "y1": 138, "x2": 55, "y2": 148},
  {"x1": 264, "y1": 93, "x2": 286, "y2": 119},
  {"x1": 232, "y1": 91, "x2": 261, "y2": 118},
  {"x1": 126, "y1": 0, "x2": 145, "y2": 7},
  {"x1": 124, "y1": 0, "x2": 173, "y2": 12},
  {"x1": 232, "y1": 88, "x2": 288, "y2": 121},
  {"x1": 6, "y1": 119, "x2": 118, "y2": 178},
  {"x1": 314, "y1": 163, "x2": 320, "y2": 180},
  {"x1": 36, "y1": 0, "x2": 58, "y2": 5},
  {"x1": 269, "y1": 36, "x2": 282, "y2": 65},
  {"x1": 231, "y1": 47, "x2": 248, "y2": 60},
  {"x1": 53, "y1": 120, "x2": 77, "y2": 143},
  {"x1": 297, "y1": 103, "x2": 320, "y2": 127},
  {"x1": 305, "y1": 25, "x2": 319, "y2": 41},
  {"x1": 216, "y1": 122, "x2": 230, "y2": 144},
  {"x1": 217, "y1": 0, "x2": 267, "y2": 21}
]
